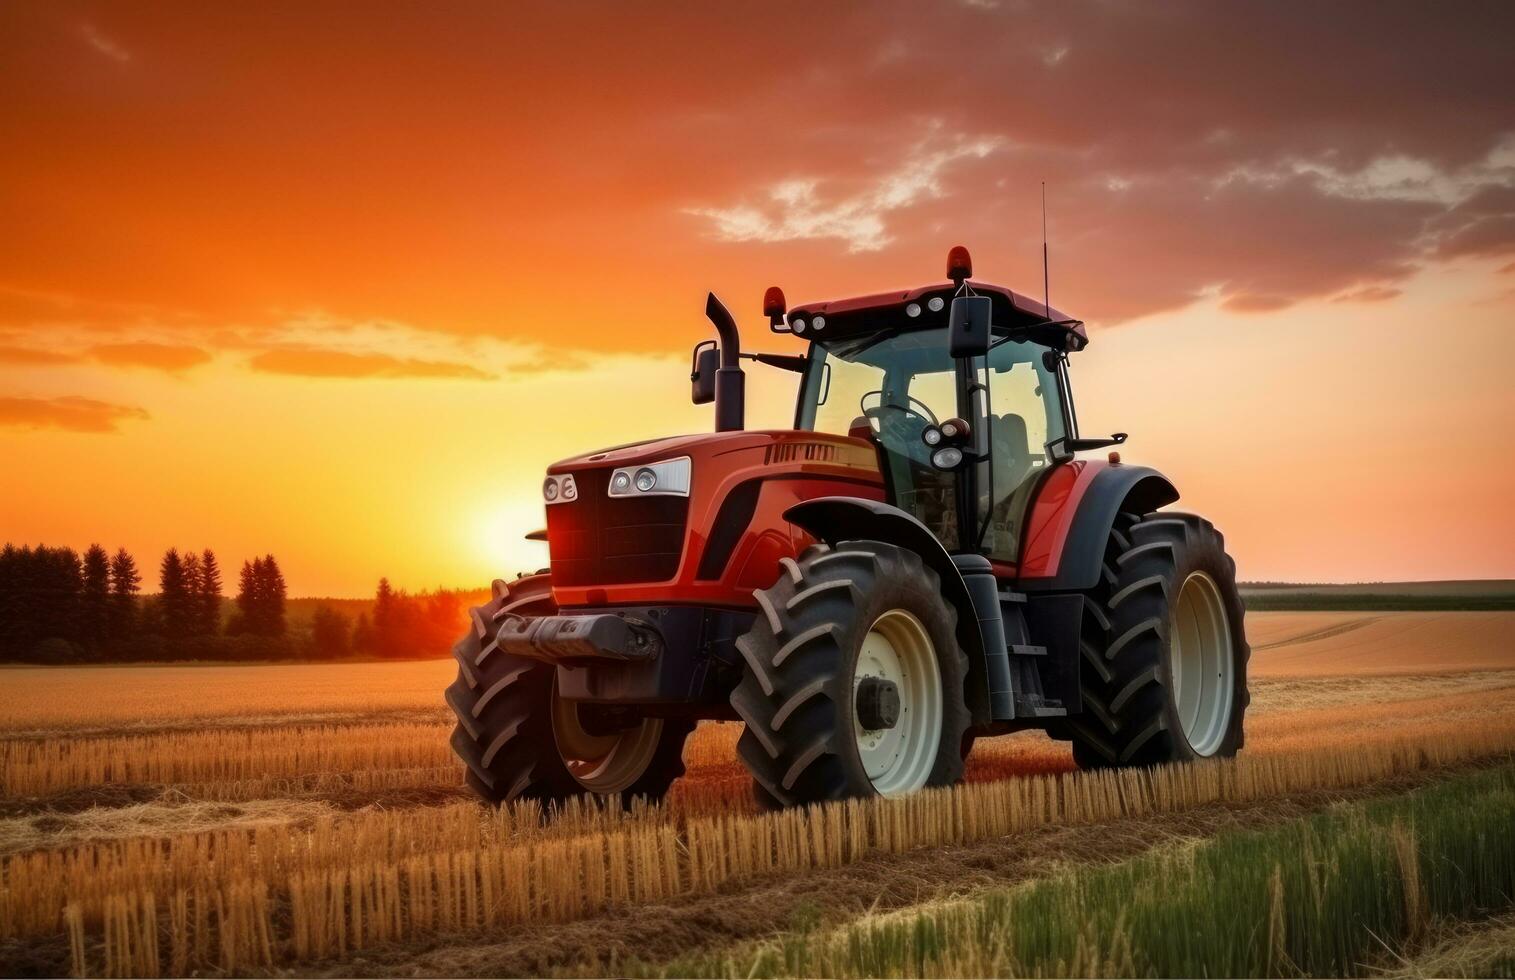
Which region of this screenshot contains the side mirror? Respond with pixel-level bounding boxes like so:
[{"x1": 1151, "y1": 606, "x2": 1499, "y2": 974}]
[
  {"x1": 948, "y1": 295, "x2": 992, "y2": 358},
  {"x1": 690, "y1": 341, "x2": 719, "y2": 405}
]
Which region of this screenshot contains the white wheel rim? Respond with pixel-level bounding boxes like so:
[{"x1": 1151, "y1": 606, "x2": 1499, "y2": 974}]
[
  {"x1": 1171, "y1": 571, "x2": 1235, "y2": 756},
  {"x1": 852, "y1": 609, "x2": 943, "y2": 797},
  {"x1": 549, "y1": 680, "x2": 662, "y2": 794}
]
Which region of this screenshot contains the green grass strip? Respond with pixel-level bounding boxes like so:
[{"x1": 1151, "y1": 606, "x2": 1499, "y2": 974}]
[{"x1": 645, "y1": 765, "x2": 1515, "y2": 978}]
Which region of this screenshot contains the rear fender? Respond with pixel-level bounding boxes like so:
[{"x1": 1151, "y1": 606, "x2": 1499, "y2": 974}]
[
  {"x1": 1021, "y1": 464, "x2": 1179, "y2": 592},
  {"x1": 784, "y1": 497, "x2": 993, "y2": 726}
]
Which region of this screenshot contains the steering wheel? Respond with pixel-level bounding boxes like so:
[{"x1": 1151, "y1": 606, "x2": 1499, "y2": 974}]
[
  {"x1": 859, "y1": 391, "x2": 940, "y2": 427},
  {"x1": 860, "y1": 392, "x2": 938, "y2": 465}
]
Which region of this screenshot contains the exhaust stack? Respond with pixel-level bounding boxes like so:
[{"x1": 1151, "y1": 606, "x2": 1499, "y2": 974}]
[{"x1": 704, "y1": 292, "x2": 745, "y2": 432}]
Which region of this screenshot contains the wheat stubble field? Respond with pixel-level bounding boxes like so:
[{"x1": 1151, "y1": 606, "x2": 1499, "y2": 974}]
[{"x1": 2, "y1": 610, "x2": 1514, "y2": 977}]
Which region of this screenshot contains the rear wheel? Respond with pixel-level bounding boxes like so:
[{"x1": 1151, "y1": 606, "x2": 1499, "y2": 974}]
[
  {"x1": 731, "y1": 540, "x2": 971, "y2": 807},
  {"x1": 446, "y1": 574, "x2": 692, "y2": 805},
  {"x1": 1068, "y1": 512, "x2": 1249, "y2": 768}
]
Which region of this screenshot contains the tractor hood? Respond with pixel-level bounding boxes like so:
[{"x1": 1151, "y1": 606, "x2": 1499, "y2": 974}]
[{"x1": 546, "y1": 430, "x2": 785, "y2": 474}]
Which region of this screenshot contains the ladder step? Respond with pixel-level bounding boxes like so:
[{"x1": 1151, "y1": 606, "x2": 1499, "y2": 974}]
[
  {"x1": 1009, "y1": 644, "x2": 1047, "y2": 657},
  {"x1": 998, "y1": 590, "x2": 1027, "y2": 604},
  {"x1": 1014, "y1": 694, "x2": 1067, "y2": 718}
]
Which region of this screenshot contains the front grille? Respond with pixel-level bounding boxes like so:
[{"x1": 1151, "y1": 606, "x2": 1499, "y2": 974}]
[{"x1": 546, "y1": 468, "x2": 690, "y2": 586}]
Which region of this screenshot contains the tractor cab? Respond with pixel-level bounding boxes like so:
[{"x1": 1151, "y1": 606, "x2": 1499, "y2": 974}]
[
  {"x1": 448, "y1": 245, "x2": 1249, "y2": 812},
  {"x1": 789, "y1": 283, "x2": 1078, "y2": 563}
]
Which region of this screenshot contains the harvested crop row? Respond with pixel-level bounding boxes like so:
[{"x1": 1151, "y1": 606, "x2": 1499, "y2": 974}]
[
  {"x1": 0, "y1": 717, "x2": 743, "y2": 802},
  {"x1": 651, "y1": 764, "x2": 1515, "y2": 978},
  {"x1": 0, "y1": 723, "x2": 453, "y2": 798},
  {"x1": 26, "y1": 723, "x2": 1515, "y2": 977}
]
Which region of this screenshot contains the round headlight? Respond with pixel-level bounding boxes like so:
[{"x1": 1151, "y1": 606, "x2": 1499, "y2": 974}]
[
  {"x1": 923, "y1": 427, "x2": 942, "y2": 446},
  {"x1": 931, "y1": 446, "x2": 964, "y2": 470},
  {"x1": 561, "y1": 478, "x2": 577, "y2": 500},
  {"x1": 812, "y1": 315, "x2": 826, "y2": 331},
  {"x1": 940, "y1": 420, "x2": 959, "y2": 439},
  {"x1": 928, "y1": 296, "x2": 945, "y2": 312},
  {"x1": 793, "y1": 318, "x2": 807, "y2": 334},
  {"x1": 634, "y1": 468, "x2": 657, "y2": 492},
  {"x1": 905, "y1": 303, "x2": 921, "y2": 318},
  {"x1": 611, "y1": 471, "x2": 632, "y2": 494},
  {"x1": 543, "y1": 478, "x2": 559, "y2": 501}
]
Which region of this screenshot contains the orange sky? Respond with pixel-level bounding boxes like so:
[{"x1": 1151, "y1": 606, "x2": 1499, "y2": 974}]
[{"x1": 2, "y1": 2, "x2": 1513, "y2": 595}]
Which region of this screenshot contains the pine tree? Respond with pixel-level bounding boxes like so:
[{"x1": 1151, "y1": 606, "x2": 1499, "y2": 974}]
[
  {"x1": 373, "y1": 578, "x2": 397, "y2": 657},
  {"x1": 0, "y1": 544, "x2": 27, "y2": 660},
  {"x1": 36, "y1": 546, "x2": 83, "y2": 653},
  {"x1": 158, "y1": 549, "x2": 190, "y2": 636},
  {"x1": 181, "y1": 552, "x2": 203, "y2": 634},
  {"x1": 236, "y1": 559, "x2": 259, "y2": 634},
  {"x1": 109, "y1": 548, "x2": 141, "y2": 642},
  {"x1": 351, "y1": 611, "x2": 374, "y2": 654},
  {"x1": 260, "y1": 554, "x2": 287, "y2": 637},
  {"x1": 198, "y1": 549, "x2": 223, "y2": 636},
  {"x1": 81, "y1": 545, "x2": 111, "y2": 653}
]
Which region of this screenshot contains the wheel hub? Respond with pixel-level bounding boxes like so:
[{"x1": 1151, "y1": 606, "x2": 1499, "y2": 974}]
[
  {"x1": 851, "y1": 609, "x2": 944, "y2": 797},
  {"x1": 855, "y1": 676, "x2": 901, "y2": 730}
]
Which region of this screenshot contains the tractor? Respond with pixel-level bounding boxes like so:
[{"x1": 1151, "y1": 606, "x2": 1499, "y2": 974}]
[{"x1": 446, "y1": 246, "x2": 1249, "y2": 807}]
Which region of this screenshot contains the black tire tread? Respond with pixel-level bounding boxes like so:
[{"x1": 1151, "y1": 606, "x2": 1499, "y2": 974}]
[
  {"x1": 1069, "y1": 511, "x2": 1251, "y2": 769},
  {"x1": 731, "y1": 540, "x2": 972, "y2": 807}
]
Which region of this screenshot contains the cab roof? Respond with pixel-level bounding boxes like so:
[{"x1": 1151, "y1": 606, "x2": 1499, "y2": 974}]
[{"x1": 782, "y1": 280, "x2": 1088, "y2": 352}]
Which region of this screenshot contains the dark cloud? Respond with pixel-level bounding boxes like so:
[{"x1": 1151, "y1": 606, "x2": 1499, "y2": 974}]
[
  {"x1": 0, "y1": 345, "x2": 78, "y2": 365},
  {"x1": 0, "y1": 395, "x2": 148, "y2": 433},
  {"x1": 0, "y1": 1, "x2": 1510, "y2": 344}
]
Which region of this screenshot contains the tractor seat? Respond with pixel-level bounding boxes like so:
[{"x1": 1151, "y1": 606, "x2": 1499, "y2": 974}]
[{"x1": 992, "y1": 413, "x2": 1034, "y2": 492}]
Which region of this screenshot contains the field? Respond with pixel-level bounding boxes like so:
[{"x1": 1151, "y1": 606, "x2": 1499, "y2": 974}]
[{"x1": 2, "y1": 610, "x2": 1513, "y2": 977}]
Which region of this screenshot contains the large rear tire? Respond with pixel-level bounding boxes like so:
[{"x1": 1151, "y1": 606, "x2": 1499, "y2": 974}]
[
  {"x1": 731, "y1": 540, "x2": 971, "y2": 807},
  {"x1": 445, "y1": 574, "x2": 692, "y2": 806},
  {"x1": 1068, "y1": 512, "x2": 1250, "y2": 768}
]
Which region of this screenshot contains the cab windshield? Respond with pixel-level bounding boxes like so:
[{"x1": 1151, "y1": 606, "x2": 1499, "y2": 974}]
[{"x1": 797, "y1": 326, "x2": 1067, "y2": 559}]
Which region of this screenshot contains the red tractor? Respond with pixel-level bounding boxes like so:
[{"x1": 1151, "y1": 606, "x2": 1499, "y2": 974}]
[{"x1": 447, "y1": 247, "x2": 1249, "y2": 807}]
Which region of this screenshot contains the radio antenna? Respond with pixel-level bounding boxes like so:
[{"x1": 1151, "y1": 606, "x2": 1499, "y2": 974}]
[{"x1": 1041, "y1": 181, "x2": 1050, "y2": 317}]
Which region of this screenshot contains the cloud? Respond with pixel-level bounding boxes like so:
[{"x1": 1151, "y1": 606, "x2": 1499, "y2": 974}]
[
  {"x1": 1332, "y1": 285, "x2": 1403, "y2": 304},
  {"x1": 87, "y1": 342, "x2": 212, "y2": 372},
  {"x1": 688, "y1": 133, "x2": 1002, "y2": 253},
  {"x1": 0, "y1": 396, "x2": 148, "y2": 433},
  {"x1": 79, "y1": 23, "x2": 131, "y2": 63},
  {"x1": 247, "y1": 347, "x2": 492, "y2": 380},
  {"x1": 0, "y1": 345, "x2": 78, "y2": 366}
]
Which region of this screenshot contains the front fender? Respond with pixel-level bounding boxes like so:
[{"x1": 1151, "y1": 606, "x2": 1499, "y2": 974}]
[{"x1": 784, "y1": 496, "x2": 991, "y2": 724}]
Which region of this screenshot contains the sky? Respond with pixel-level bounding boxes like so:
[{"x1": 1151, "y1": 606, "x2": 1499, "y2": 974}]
[{"x1": 2, "y1": 1, "x2": 1513, "y2": 596}]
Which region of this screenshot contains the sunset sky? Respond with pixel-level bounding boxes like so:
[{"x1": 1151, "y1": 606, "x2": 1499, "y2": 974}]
[{"x1": 2, "y1": 2, "x2": 1513, "y2": 596}]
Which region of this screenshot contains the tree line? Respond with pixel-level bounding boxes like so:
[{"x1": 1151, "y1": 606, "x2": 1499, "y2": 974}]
[{"x1": 0, "y1": 542, "x2": 480, "y2": 664}]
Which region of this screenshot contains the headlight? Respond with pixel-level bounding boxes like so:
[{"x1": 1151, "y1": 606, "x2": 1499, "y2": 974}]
[
  {"x1": 931, "y1": 446, "x2": 964, "y2": 470},
  {"x1": 608, "y1": 456, "x2": 692, "y2": 497},
  {"x1": 543, "y1": 473, "x2": 577, "y2": 504}
]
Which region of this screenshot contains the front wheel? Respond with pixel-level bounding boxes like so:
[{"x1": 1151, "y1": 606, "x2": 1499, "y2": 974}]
[
  {"x1": 446, "y1": 574, "x2": 692, "y2": 806},
  {"x1": 730, "y1": 540, "x2": 971, "y2": 807},
  {"x1": 1069, "y1": 512, "x2": 1250, "y2": 768}
]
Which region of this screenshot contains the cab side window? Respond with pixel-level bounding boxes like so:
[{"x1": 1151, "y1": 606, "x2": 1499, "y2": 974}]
[{"x1": 984, "y1": 348, "x2": 1065, "y2": 560}]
